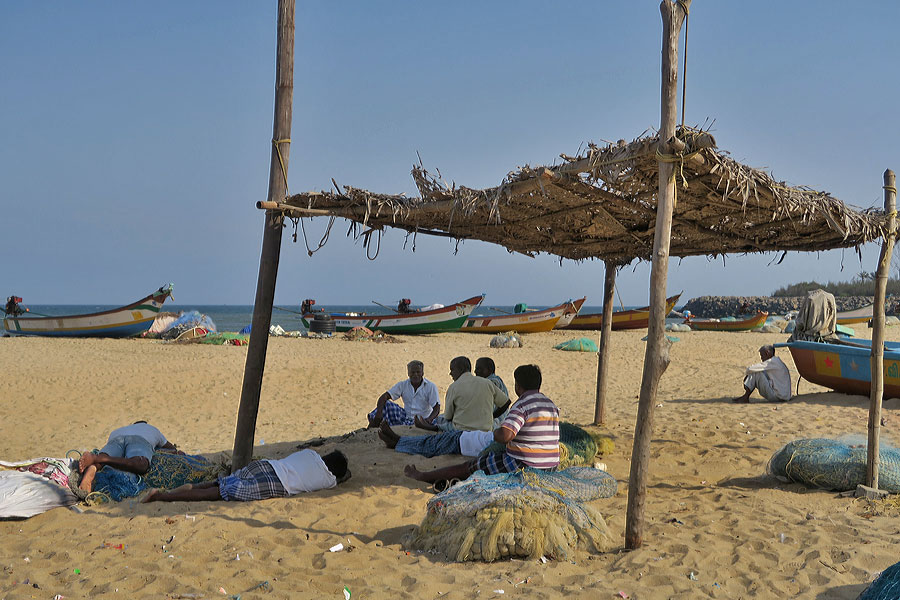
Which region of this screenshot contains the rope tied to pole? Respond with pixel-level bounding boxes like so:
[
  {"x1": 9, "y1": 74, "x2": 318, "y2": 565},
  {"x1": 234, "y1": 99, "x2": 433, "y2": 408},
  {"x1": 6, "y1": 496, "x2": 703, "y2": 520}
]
[{"x1": 272, "y1": 137, "x2": 291, "y2": 198}]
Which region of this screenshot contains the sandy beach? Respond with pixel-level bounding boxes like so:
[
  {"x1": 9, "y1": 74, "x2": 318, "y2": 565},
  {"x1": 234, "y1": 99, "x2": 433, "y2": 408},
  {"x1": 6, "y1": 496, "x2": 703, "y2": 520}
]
[{"x1": 2, "y1": 325, "x2": 900, "y2": 599}]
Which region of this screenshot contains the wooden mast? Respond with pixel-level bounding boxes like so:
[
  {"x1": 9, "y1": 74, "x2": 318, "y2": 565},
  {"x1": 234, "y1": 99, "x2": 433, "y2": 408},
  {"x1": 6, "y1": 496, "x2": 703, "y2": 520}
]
[
  {"x1": 231, "y1": 0, "x2": 296, "y2": 471},
  {"x1": 594, "y1": 261, "x2": 616, "y2": 425},
  {"x1": 625, "y1": 0, "x2": 689, "y2": 550},
  {"x1": 867, "y1": 169, "x2": 897, "y2": 489}
]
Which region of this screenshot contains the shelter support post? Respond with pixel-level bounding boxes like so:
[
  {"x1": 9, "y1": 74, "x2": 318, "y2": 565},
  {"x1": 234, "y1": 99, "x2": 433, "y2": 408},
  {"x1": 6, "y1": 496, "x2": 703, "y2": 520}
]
[
  {"x1": 867, "y1": 169, "x2": 897, "y2": 489},
  {"x1": 232, "y1": 0, "x2": 295, "y2": 472},
  {"x1": 625, "y1": 0, "x2": 689, "y2": 550},
  {"x1": 594, "y1": 262, "x2": 617, "y2": 425}
]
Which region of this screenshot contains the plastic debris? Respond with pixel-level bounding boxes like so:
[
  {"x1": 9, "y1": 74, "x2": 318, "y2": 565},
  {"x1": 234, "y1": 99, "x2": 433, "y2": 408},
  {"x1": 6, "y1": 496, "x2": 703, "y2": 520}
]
[
  {"x1": 617, "y1": 592, "x2": 629, "y2": 599},
  {"x1": 493, "y1": 590, "x2": 505, "y2": 594},
  {"x1": 343, "y1": 586, "x2": 351, "y2": 600},
  {"x1": 73, "y1": 568, "x2": 81, "y2": 575},
  {"x1": 689, "y1": 572, "x2": 698, "y2": 581},
  {"x1": 330, "y1": 543, "x2": 344, "y2": 552}
]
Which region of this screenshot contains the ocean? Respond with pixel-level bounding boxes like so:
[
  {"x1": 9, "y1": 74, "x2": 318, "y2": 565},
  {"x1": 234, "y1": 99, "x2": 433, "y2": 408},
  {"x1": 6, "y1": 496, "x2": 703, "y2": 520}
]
[{"x1": 16, "y1": 303, "x2": 649, "y2": 333}]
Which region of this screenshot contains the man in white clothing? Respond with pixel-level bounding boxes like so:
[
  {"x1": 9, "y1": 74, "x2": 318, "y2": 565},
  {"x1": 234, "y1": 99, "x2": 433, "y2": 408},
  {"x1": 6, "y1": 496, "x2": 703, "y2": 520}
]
[
  {"x1": 733, "y1": 345, "x2": 792, "y2": 403},
  {"x1": 143, "y1": 449, "x2": 350, "y2": 503},
  {"x1": 367, "y1": 360, "x2": 440, "y2": 428}
]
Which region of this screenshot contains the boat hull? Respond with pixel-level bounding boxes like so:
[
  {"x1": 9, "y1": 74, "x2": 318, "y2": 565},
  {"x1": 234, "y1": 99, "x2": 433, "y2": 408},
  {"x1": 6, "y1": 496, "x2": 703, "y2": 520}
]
[
  {"x1": 688, "y1": 312, "x2": 768, "y2": 331},
  {"x1": 553, "y1": 297, "x2": 587, "y2": 329},
  {"x1": 461, "y1": 300, "x2": 572, "y2": 334},
  {"x1": 302, "y1": 295, "x2": 484, "y2": 334},
  {"x1": 562, "y1": 294, "x2": 681, "y2": 331},
  {"x1": 836, "y1": 303, "x2": 873, "y2": 325},
  {"x1": 2, "y1": 285, "x2": 174, "y2": 338},
  {"x1": 783, "y1": 338, "x2": 900, "y2": 399}
]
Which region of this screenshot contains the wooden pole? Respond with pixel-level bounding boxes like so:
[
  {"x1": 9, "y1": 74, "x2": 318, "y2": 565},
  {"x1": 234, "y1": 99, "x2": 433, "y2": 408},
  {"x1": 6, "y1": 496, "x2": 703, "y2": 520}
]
[
  {"x1": 231, "y1": 0, "x2": 295, "y2": 472},
  {"x1": 625, "y1": 0, "x2": 689, "y2": 550},
  {"x1": 594, "y1": 261, "x2": 616, "y2": 425},
  {"x1": 867, "y1": 169, "x2": 897, "y2": 489}
]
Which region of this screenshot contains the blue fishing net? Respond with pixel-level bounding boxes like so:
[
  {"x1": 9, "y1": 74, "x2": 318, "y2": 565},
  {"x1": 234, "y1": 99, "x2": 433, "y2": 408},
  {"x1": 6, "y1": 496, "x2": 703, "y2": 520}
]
[
  {"x1": 91, "y1": 452, "x2": 217, "y2": 502},
  {"x1": 767, "y1": 438, "x2": 900, "y2": 493},
  {"x1": 857, "y1": 560, "x2": 900, "y2": 599}
]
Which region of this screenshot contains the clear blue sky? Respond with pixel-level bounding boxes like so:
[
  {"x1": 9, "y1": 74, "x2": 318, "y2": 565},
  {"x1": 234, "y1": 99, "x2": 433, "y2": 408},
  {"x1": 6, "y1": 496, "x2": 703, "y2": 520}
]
[{"x1": 2, "y1": 2, "x2": 898, "y2": 307}]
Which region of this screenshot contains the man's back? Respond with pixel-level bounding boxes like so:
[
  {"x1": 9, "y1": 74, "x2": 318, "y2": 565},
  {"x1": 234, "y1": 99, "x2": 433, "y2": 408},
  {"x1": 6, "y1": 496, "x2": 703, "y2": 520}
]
[
  {"x1": 445, "y1": 372, "x2": 508, "y2": 431},
  {"x1": 501, "y1": 391, "x2": 560, "y2": 469}
]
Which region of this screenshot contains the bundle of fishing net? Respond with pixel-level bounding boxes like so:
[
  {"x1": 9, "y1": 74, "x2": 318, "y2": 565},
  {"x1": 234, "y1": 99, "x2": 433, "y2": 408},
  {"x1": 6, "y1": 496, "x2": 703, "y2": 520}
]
[
  {"x1": 767, "y1": 438, "x2": 900, "y2": 493},
  {"x1": 479, "y1": 423, "x2": 603, "y2": 469},
  {"x1": 160, "y1": 311, "x2": 217, "y2": 340},
  {"x1": 858, "y1": 560, "x2": 900, "y2": 599},
  {"x1": 409, "y1": 466, "x2": 617, "y2": 562},
  {"x1": 490, "y1": 332, "x2": 523, "y2": 348},
  {"x1": 553, "y1": 338, "x2": 598, "y2": 352},
  {"x1": 86, "y1": 452, "x2": 223, "y2": 503}
]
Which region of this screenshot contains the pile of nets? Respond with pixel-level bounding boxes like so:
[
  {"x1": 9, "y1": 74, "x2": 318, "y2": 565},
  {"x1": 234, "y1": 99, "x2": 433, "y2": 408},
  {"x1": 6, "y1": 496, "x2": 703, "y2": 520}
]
[
  {"x1": 158, "y1": 311, "x2": 217, "y2": 340},
  {"x1": 554, "y1": 338, "x2": 598, "y2": 352},
  {"x1": 767, "y1": 438, "x2": 900, "y2": 493},
  {"x1": 342, "y1": 326, "x2": 402, "y2": 343},
  {"x1": 409, "y1": 467, "x2": 617, "y2": 562},
  {"x1": 86, "y1": 452, "x2": 222, "y2": 503},
  {"x1": 858, "y1": 560, "x2": 900, "y2": 599},
  {"x1": 490, "y1": 332, "x2": 523, "y2": 348},
  {"x1": 198, "y1": 332, "x2": 249, "y2": 346},
  {"x1": 479, "y1": 423, "x2": 601, "y2": 469}
]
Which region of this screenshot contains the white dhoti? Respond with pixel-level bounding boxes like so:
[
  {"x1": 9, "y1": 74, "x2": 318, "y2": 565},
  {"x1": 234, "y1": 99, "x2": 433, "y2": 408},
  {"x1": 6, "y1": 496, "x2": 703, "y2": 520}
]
[{"x1": 744, "y1": 371, "x2": 786, "y2": 401}]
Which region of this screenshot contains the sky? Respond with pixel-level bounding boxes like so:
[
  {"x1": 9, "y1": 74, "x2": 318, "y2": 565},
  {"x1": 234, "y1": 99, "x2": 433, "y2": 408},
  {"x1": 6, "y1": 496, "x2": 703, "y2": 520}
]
[{"x1": 2, "y1": 2, "x2": 899, "y2": 307}]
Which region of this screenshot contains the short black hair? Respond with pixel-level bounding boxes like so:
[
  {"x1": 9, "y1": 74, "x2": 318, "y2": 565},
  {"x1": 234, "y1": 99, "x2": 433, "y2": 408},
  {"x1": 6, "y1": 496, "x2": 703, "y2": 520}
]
[
  {"x1": 322, "y1": 450, "x2": 350, "y2": 483},
  {"x1": 514, "y1": 364, "x2": 542, "y2": 390},
  {"x1": 451, "y1": 356, "x2": 472, "y2": 373},
  {"x1": 133, "y1": 420, "x2": 148, "y2": 424},
  {"x1": 475, "y1": 357, "x2": 496, "y2": 374}
]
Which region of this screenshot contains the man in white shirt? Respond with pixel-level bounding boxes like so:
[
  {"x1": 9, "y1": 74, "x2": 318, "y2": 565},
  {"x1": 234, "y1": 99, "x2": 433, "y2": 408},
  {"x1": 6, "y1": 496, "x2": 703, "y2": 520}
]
[
  {"x1": 367, "y1": 360, "x2": 440, "y2": 428},
  {"x1": 78, "y1": 421, "x2": 180, "y2": 492},
  {"x1": 733, "y1": 345, "x2": 792, "y2": 403},
  {"x1": 142, "y1": 449, "x2": 350, "y2": 503}
]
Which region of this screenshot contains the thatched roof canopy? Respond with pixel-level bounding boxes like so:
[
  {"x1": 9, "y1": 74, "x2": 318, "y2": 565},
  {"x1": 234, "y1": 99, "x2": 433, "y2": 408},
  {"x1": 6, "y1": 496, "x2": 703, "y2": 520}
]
[{"x1": 268, "y1": 128, "x2": 888, "y2": 263}]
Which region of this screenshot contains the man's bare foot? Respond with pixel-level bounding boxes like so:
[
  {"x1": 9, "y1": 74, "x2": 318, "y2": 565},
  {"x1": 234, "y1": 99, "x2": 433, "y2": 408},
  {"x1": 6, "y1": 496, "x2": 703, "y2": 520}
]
[
  {"x1": 141, "y1": 488, "x2": 161, "y2": 503},
  {"x1": 404, "y1": 464, "x2": 427, "y2": 481},
  {"x1": 79, "y1": 451, "x2": 100, "y2": 473},
  {"x1": 732, "y1": 397, "x2": 750, "y2": 404},
  {"x1": 414, "y1": 415, "x2": 438, "y2": 431},
  {"x1": 378, "y1": 421, "x2": 399, "y2": 448},
  {"x1": 79, "y1": 465, "x2": 97, "y2": 493}
]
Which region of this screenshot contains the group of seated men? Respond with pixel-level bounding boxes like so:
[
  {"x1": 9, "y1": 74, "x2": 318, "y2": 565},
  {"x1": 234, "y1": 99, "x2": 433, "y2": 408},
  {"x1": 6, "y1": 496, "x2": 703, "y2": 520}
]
[{"x1": 368, "y1": 357, "x2": 560, "y2": 486}]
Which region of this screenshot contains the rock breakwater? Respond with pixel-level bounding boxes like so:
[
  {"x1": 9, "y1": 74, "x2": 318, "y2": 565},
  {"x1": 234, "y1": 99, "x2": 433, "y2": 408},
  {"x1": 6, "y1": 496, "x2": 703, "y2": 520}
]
[{"x1": 681, "y1": 295, "x2": 879, "y2": 319}]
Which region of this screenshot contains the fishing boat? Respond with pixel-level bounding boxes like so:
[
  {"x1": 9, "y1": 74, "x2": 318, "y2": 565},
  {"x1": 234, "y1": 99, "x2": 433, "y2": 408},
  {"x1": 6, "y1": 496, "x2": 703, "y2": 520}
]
[
  {"x1": 778, "y1": 338, "x2": 900, "y2": 399},
  {"x1": 553, "y1": 297, "x2": 587, "y2": 328},
  {"x1": 560, "y1": 293, "x2": 682, "y2": 331},
  {"x1": 2, "y1": 284, "x2": 174, "y2": 338},
  {"x1": 685, "y1": 311, "x2": 768, "y2": 331},
  {"x1": 836, "y1": 303, "x2": 874, "y2": 325},
  {"x1": 301, "y1": 295, "x2": 484, "y2": 334},
  {"x1": 461, "y1": 299, "x2": 579, "y2": 334}
]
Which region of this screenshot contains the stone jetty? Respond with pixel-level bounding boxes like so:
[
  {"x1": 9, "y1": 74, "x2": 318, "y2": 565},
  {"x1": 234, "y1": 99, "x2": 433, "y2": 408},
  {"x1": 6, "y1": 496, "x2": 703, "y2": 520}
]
[{"x1": 680, "y1": 295, "x2": 882, "y2": 319}]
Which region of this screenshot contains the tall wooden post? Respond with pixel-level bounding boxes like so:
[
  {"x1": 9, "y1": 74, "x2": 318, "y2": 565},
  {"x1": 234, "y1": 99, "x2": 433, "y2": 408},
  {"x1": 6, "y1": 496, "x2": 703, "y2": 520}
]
[
  {"x1": 594, "y1": 261, "x2": 617, "y2": 425},
  {"x1": 625, "y1": 0, "x2": 689, "y2": 550},
  {"x1": 867, "y1": 169, "x2": 897, "y2": 489},
  {"x1": 231, "y1": 0, "x2": 295, "y2": 471}
]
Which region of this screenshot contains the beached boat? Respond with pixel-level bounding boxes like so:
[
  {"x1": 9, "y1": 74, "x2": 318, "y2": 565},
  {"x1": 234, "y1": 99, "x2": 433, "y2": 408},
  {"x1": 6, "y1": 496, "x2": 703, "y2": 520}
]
[
  {"x1": 461, "y1": 299, "x2": 577, "y2": 334},
  {"x1": 778, "y1": 338, "x2": 900, "y2": 399},
  {"x1": 2, "y1": 284, "x2": 174, "y2": 338},
  {"x1": 301, "y1": 295, "x2": 484, "y2": 334},
  {"x1": 836, "y1": 303, "x2": 874, "y2": 325},
  {"x1": 560, "y1": 293, "x2": 682, "y2": 331},
  {"x1": 685, "y1": 311, "x2": 768, "y2": 331},
  {"x1": 553, "y1": 297, "x2": 587, "y2": 328}
]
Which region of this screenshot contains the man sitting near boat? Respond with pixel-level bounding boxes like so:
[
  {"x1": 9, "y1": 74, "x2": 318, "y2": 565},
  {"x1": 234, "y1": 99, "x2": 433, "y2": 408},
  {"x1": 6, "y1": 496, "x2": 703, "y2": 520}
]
[
  {"x1": 367, "y1": 360, "x2": 441, "y2": 428},
  {"x1": 404, "y1": 364, "x2": 559, "y2": 486},
  {"x1": 78, "y1": 421, "x2": 183, "y2": 493},
  {"x1": 414, "y1": 356, "x2": 509, "y2": 433},
  {"x1": 733, "y1": 344, "x2": 792, "y2": 404}
]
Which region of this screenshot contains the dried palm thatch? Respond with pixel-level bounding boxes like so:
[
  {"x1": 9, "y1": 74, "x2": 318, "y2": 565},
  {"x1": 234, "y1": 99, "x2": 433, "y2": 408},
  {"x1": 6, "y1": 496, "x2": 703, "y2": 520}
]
[{"x1": 269, "y1": 127, "x2": 888, "y2": 263}]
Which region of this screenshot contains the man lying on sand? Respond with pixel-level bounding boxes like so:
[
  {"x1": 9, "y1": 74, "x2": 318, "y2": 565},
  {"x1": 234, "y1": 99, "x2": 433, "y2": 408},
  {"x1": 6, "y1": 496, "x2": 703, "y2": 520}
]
[
  {"x1": 414, "y1": 356, "x2": 509, "y2": 433},
  {"x1": 405, "y1": 364, "x2": 558, "y2": 486},
  {"x1": 378, "y1": 422, "x2": 494, "y2": 458},
  {"x1": 733, "y1": 344, "x2": 791, "y2": 404},
  {"x1": 367, "y1": 360, "x2": 440, "y2": 428},
  {"x1": 79, "y1": 421, "x2": 182, "y2": 493},
  {"x1": 142, "y1": 449, "x2": 350, "y2": 503}
]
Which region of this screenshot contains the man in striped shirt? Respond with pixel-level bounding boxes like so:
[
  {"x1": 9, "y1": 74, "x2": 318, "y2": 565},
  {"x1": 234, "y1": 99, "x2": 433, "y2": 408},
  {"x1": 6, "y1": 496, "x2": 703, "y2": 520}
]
[{"x1": 404, "y1": 364, "x2": 559, "y2": 486}]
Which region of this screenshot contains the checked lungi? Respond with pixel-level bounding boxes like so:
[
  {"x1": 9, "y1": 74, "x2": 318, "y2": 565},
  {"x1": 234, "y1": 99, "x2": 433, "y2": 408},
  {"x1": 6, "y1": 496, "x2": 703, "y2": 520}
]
[{"x1": 218, "y1": 460, "x2": 287, "y2": 502}]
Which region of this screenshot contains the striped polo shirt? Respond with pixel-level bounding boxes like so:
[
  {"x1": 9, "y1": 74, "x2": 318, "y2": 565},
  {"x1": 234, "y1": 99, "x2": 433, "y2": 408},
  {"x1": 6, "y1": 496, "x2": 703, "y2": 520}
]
[{"x1": 499, "y1": 390, "x2": 560, "y2": 469}]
